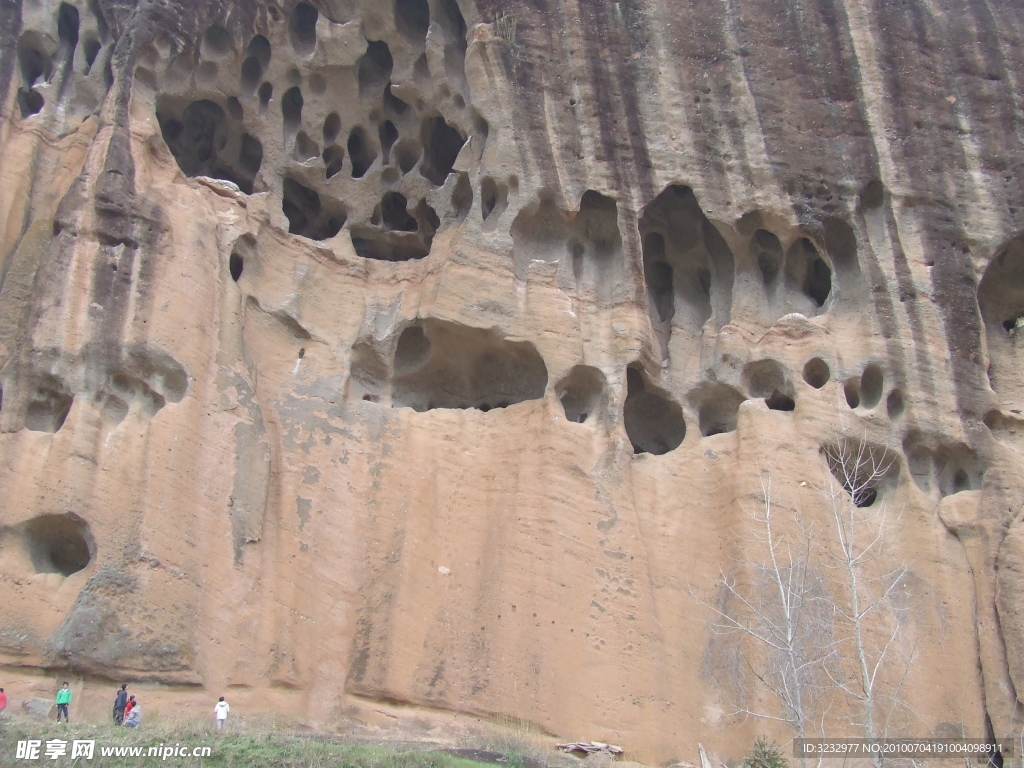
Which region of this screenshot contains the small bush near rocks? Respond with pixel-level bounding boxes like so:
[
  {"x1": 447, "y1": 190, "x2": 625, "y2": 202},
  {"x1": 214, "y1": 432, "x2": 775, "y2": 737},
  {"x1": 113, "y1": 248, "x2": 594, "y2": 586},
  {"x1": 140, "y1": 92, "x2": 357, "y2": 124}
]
[{"x1": 740, "y1": 738, "x2": 790, "y2": 768}]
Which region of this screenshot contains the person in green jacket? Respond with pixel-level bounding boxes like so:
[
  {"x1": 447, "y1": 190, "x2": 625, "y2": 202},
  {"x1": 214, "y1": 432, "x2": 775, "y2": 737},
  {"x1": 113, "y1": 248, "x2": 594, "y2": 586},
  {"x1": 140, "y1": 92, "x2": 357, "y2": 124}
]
[{"x1": 56, "y1": 682, "x2": 71, "y2": 723}]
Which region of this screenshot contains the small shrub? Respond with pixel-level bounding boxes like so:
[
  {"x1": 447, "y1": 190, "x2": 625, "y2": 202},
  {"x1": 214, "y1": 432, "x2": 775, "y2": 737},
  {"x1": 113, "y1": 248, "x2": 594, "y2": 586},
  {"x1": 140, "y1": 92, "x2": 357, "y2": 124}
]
[{"x1": 740, "y1": 737, "x2": 790, "y2": 768}]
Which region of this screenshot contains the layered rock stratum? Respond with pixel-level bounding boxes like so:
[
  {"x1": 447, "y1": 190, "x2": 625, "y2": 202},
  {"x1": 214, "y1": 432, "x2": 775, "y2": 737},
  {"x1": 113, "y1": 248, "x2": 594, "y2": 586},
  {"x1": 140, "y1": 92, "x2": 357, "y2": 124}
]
[{"x1": 1, "y1": 0, "x2": 1023, "y2": 760}]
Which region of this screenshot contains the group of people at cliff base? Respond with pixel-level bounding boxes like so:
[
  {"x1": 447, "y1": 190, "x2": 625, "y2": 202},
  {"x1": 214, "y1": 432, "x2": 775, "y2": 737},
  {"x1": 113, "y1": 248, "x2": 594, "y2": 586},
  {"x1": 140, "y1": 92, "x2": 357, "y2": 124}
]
[
  {"x1": 0, "y1": 682, "x2": 230, "y2": 728},
  {"x1": 111, "y1": 684, "x2": 140, "y2": 727}
]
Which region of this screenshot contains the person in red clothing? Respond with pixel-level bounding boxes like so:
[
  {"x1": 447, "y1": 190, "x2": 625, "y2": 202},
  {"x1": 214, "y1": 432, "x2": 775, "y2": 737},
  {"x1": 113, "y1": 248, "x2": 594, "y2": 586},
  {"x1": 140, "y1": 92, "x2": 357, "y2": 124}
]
[
  {"x1": 124, "y1": 695, "x2": 136, "y2": 719},
  {"x1": 0, "y1": 687, "x2": 7, "y2": 712}
]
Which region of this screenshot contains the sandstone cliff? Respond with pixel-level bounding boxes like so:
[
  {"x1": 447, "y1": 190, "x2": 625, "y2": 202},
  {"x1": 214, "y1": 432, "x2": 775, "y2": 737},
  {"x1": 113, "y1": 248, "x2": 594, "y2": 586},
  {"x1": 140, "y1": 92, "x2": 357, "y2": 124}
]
[{"x1": 1, "y1": 0, "x2": 1023, "y2": 760}]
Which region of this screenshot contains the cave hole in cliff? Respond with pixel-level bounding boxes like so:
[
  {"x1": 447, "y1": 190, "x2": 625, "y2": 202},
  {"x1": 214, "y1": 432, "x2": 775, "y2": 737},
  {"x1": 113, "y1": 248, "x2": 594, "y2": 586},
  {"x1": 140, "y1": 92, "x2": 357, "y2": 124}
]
[
  {"x1": 18, "y1": 88, "x2": 44, "y2": 117},
  {"x1": 860, "y1": 180, "x2": 885, "y2": 210},
  {"x1": 259, "y1": 81, "x2": 273, "y2": 109},
  {"x1": 451, "y1": 172, "x2": 472, "y2": 219},
  {"x1": 18, "y1": 33, "x2": 52, "y2": 87},
  {"x1": 903, "y1": 432, "x2": 983, "y2": 496},
  {"x1": 58, "y1": 3, "x2": 80, "y2": 51},
  {"x1": 226, "y1": 97, "x2": 243, "y2": 121},
  {"x1": 282, "y1": 86, "x2": 303, "y2": 135},
  {"x1": 556, "y1": 366, "x2": 606, "y2": 424},
  {"x1": 358, "y1": 41, "x2": 393, "y2": 97},
  {"x1": 823, "y1": 439, "x2": 900, "y2": 508},
  {"x1": 379, "y1": 120, "x2": 399, "y2": 164},
  {"x1": 109, "y1": 371, "x2": 166, "y2": 416},
  {"x1": 395, "y1": 325, "x2": 431, "y2": 374},
  {"x1": 289, "y1": 3, "x2": 318, "y2": 55},
  {"x1": 350, "y1": 201, "x2": 436, "y2": 261},
  {"x1": 238, "y1": 134, "x2": 263, "y2": 186},
  {"x1": 738, "y1": 358, "x2": 797, "y2": 411},
  {"x1": 765, "y1": 391, "x2": 796, "y2": 411},
  {"x1": 689, "y1": 381, "x2": 745, "y2": 437},
  {"x1": 978, "y1": 235, "x2": 1024, "y2": 394},
  {"x1": 241, "y1": 56, "x2": 263, "y2": 95},
  {"x1": 202, "y1": 24, "x2": 232, "y2": 59},
  {"x1": 481, "y1": 177, "x2": 508, "y2": 222},
  {"x1": 391, "y1": 320, "x2": 548, "y2": 411},
  {"x1": 395, "y1": 138, "x2": 422, "y2": 175},
  {"x1": 860, "y1": 364, "x2": 884, "y2": 409},
  {"x1": 886, "y1": 389, "x2": 905, "y2": 419},
  {"x1": 229, "y1": 253, "x2": 243, "y2": 282},
  {"x1": 575, "y1": 191, "x2": 623, "y2": 289},
  {"x1": 348, "y1": 127, "x2": 377, "y2": 178},
  {"x1": 624, "y1": 367, "x2": 686, "y2": 454},
  {"x1": 292, "y1": 131, "x2": 319, "y2": 162},
  {"x1": 754, "y1": 229, "x2": 783, "y2": 286},
  {"x1": 844, "y1": 378, "x2": 860, "y2": 408},
  {"x1": 645, "y1": 237, "x2": 674, "y2": 323},
  {"x1": 247, "y1": 34, "x2": 271, "y2": 67},
  {"x1": 323, "y1": 144, "x2": 344, "y2": 178},
  {"x1": 82, "y1": 37, "x2": 101, "y2": 73},
  {"x1": 743, "y1": 359, "x2": 791, "y2": 402},
  {"x1": 510, "y1": 194, "x2": 571, "y2": 274},
  {"x1": 396, "y1": 0, "x2": 430, "y2": 46},
  {"x1": 640, "y1": 186, "x2": 734, "y2": 356},
  {"x1": 803, "y1": 357, "x2": 830, "y2": 389},
  {"x1": 23, "y1": 514, "x2": 93, "y2": 577},
  {"x1": 380, "y1": 192, "x2": 417, "y2": 231},
  {"x1": 785, "y1": 238, "x2": 832, "y2": 309},
  {"x1": 25, "y1": 376, "x2": 73, "y2": 433},
  {"x1": 420, "y1": 116, "x2": 465, "y2": 185},
  {"x1": 323, "y1": 112, "x2": 341, "y2": 144},
  {"x1": 157, "y1": 99, "x2": 261, "y2": 193},
  {"x1": 282, "y1": 178, "x2": 346, "y2": 240}
]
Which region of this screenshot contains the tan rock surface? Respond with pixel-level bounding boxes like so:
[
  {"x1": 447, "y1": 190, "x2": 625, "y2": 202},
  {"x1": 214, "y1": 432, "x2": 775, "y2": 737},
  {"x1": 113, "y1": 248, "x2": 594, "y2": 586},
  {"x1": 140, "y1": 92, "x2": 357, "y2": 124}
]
[{"x1": 1, "y1": 0, "x2": 1023, "y2": 762}]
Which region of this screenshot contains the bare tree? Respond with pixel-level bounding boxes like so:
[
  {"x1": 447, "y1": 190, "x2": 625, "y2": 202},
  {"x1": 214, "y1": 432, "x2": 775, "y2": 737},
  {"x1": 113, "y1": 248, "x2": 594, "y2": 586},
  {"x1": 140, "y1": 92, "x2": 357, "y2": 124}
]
[
  {"x1": 694, "y1": 472, "x2": 835, "y2": 768},
  {"x1": 819, "y1": 438, "x2": 919, "y2": 768},
  {"x1": 696, "y1": 440, "x2": 918, "y2": 768}
]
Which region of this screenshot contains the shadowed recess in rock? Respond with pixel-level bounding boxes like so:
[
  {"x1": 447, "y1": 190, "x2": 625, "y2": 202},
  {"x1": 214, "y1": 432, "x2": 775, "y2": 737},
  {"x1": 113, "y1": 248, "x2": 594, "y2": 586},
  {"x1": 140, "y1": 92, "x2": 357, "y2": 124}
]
[
  {"x1": 451, "y1": 172, "x2": 472, "y2": 219},
  {"x1": 289, "y1": 3, "x2": 318, "y2": 56},
  {"x1": 784, "y1": 238, "x2": 832, "y2": 311},
  {"x1": 822, "y1": 438, "x2": 901, "y2": 508},
  {"x1": 396, "y1": 0, "x2": 430, "y2": 47},
  {"x1": 640, "y1": 186, "x2": 734, "y2": 359},
  {"x1": 350, "y1": 197, "x2": 437, "y2": 260},
  {"x1": 510, "y1": 190, "x2": 623, "y2": 295},
  {"x1": 743, "y1": 359, "x2": 795, "y2": 411},
  {"x1": 25, "y1": 375, "x2": 73, "y2": 433},
  {"x1": 903, "y1": 432, "x2": 984, "y2": 497},
  {"x1": 201, "y1": 24, "x2": 232, "y2": 59},
  {"x1": 358, "y1": 41, "x2": 393, "y2": 98},
  {"x1": 157, "y1": 98, "x2": 263, "y2": 193},
  {"x1": 624, "y1": 367, "x2": 686, "y2": 454},
  {"x1": 688, "y1": 381, "x2": 746, "y2": 436},
  {"x1": 556, "y1": 365, "x2": 606, "y2": 424},
  {"x1": 481, "y1": 176, "x2": 508, "y2": 223},
  {"x1": 21, "y1": 513, "x2": 93, "y2": 576},
  {"x1": 803, "y1": 357, "x2": 830, "y2": 388},
  {"x1": 419, "y1": 116, "x2": 465, "y2": 185},
  {"x1": 348, "y1": 126, "x2": 378, "y2": 178},
  {"x1": 389, "y1": 320, "x2": 547, "y2": 411},
  {"x1": 978, "y1": 234, "x2": 1024, "y2": 398},
  {"x1": 282, "y1": 178, "x2": 346, "y2": 240}
]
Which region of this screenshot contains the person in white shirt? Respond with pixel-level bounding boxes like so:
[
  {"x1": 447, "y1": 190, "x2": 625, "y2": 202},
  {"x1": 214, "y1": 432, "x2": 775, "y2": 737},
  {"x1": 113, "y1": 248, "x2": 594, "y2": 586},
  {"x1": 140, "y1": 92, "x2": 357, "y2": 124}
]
[{"x1": 214, "y1": 696, "x2": 230, "y2": 730}]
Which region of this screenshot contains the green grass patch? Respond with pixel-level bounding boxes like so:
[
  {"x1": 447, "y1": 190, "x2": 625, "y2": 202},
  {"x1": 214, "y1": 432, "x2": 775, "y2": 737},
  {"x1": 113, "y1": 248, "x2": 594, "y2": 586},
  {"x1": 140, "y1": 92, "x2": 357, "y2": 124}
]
[{"x1": 0, "y1": 716, "x2": 502, "y2": 768}]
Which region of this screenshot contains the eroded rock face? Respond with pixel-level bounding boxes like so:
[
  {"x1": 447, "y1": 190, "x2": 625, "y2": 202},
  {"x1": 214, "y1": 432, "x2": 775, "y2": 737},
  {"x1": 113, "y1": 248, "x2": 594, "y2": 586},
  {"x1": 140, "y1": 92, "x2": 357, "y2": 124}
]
[{"x1": 1, "y1": 0, "x2": 1024, "y2": 760}]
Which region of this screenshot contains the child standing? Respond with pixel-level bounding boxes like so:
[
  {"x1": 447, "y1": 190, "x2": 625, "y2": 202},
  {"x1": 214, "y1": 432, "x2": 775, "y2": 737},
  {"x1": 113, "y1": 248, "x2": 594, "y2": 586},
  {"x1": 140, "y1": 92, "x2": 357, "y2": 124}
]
[
  {"x1": 55, "y1": 682, "x2": 71, "y2": 723},
  {"x1": 214, "y1": 697, "x2": 229, "y2": 730}
]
